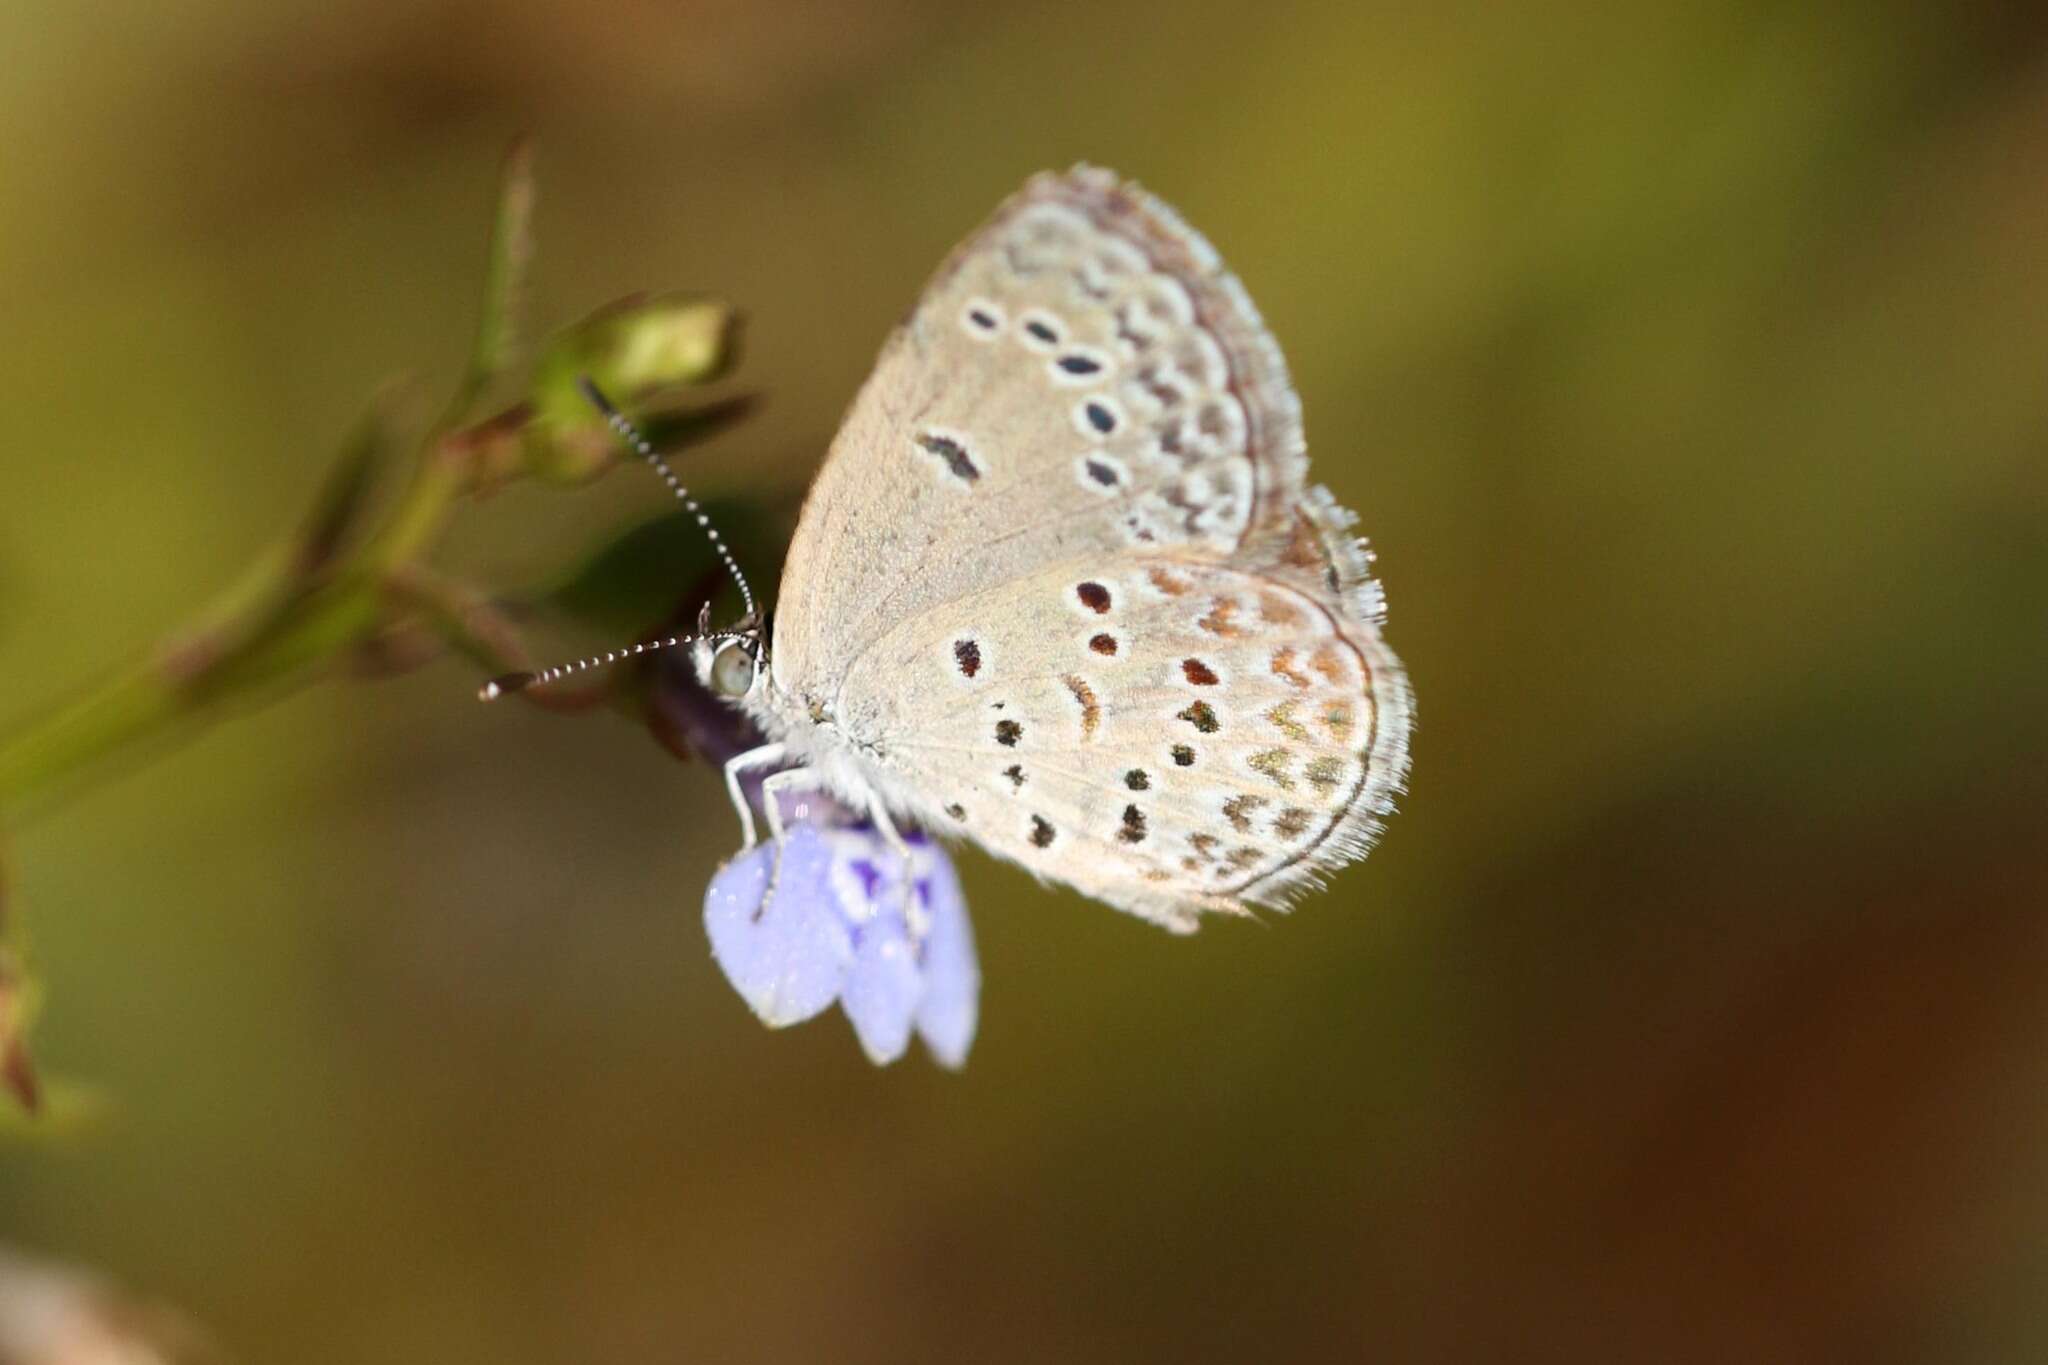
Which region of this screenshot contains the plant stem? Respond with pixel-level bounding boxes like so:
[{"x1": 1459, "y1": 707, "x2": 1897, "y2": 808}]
[
  {"x1": 0, "y1": 663, "x2": 196, "y2": 819},
  {"x1": 0, "y1": 439, "x2": 464, "y2": 822}
]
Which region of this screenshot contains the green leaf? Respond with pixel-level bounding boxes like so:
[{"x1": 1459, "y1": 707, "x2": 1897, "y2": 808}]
[
  {"x1": 524, "y1": 295, "x2": 740, "y2": 482},
  {"x1": 462, "y1": 137, "x2": 538, "y2": 407},
  {"x1": 292, "y1": 386, "x2": 402, "y2": 571},
  {"x1": 636, "y1": 393, "x2": 761, "y2": 453}
]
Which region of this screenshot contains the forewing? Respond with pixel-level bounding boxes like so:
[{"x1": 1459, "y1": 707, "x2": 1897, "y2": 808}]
[{"x1": 772, "y1": 165, "x2": 1311, "y2": 704}]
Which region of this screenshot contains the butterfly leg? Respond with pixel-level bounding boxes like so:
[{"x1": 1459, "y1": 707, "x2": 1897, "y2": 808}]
[
  {"x1": 863, "y1": 798, "x2": 930, "y2": 940},
  {"x1": 721, "y1": 742, "x2": 788, "y2": 848},
  {"x1": 760, "y1": 766, "x2": 830, "y2": 847},
  {"x1": 756, "y1": 764, "x2": 834, "y2": 919}
]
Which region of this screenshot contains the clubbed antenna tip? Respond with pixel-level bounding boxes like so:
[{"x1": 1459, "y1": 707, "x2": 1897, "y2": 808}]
[{"x1": 478, "y1": 672, "x2": 536, "y2": 701}]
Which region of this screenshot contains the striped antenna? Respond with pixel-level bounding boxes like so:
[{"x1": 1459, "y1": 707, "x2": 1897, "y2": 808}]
[
  {"x1": 476, "y1": 381, "x2": 760, "y2": 703},
  {"x1": 478, "y1": 630, "x2": 746, "y2": 701},
  {"x1": 576, "y1": 376, "x2": 757, "y2": 620}
]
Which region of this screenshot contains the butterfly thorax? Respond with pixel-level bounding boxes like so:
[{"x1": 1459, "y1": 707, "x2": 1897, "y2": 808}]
[{"x1": 733, "y1": 660, "x2": 935, "y2": 832}]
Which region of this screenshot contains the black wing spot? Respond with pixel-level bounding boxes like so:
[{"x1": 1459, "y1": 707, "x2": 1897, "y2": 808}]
[
  {"x1": 1029, "y1": 816, "x2": 1056, "y2": 848},
  {"x1": 1118, "y1": 804, "x2": 1147, "y2": 843},
  {"x1": 916, "y1": 431, "x2": 980, "y2": 483},
  {"x1": 953, "y1": 639, "x2": 982, "y2": 678},
  {"x1": 1124, "y1": 769, "x2": 1150, "y2": 791},
  {"x1": 995, "y1": 719, "x2": 1023, "y2": 747}
]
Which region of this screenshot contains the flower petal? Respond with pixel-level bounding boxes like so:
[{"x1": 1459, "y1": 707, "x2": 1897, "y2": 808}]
[
  {"x1": 912, "y1": 846, "x2": 979, "y2": 1068},
  {"x1": 841, "y1": 915, "x2": 923, "y2": 1065},
  {"x1": 819, "y1": 828, "x2": 923, "y2": 1064},
  {"x1": 702, "y1": 826, "x2": 852, "y2": 1027}
]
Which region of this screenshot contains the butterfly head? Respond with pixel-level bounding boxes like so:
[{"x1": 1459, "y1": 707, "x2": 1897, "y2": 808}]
[{"x1": 692, "y1": 606, "x2": 769, "y2": 703}]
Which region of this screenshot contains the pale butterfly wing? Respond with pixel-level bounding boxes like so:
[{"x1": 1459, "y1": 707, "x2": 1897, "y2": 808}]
[
  {"x1": 762, "y1": 166, "x2": 1411, "y2": 929},
  {"x1": 839, "y1": 558, "x2": 1403, "y2": 929},
  {"x1": 774, "y1": 165, "x2": 1308, "y2": 700}
]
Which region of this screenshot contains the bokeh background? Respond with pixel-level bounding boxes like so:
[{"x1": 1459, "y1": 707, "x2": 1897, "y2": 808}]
[{"x1": 4, "y1": 1, "x2": 2048, "y2": 1360}]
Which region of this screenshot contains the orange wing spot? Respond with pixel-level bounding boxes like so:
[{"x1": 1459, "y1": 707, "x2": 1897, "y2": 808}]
[
  {"x1": 1309, "y1": 644, "x2": 1349, "y2": 686},
  {"x1": 1304, "y1": 755, "x2": 1346, "y2": 796},
  {"x1": 1063, "y1": 674, "x2": 1101, "y2": 739},
  {"x1": 1248, "y1": 748, "x2": 1296, "y2": 790},
  {"x1": 1322, "y1": 701, "x2": 1356, "y2": 744},
  {"x1": 1198, "y1": 596, "x2": 1246, "y2": 638},
  {"x1": 1266, "y1": 700, "x2": 1310, "y2": 742},
  {"x1": 1258, "y1": 592, "x2": 1304, "y2": 627},
  {"x1": 1147, "y1": 566, "x2": 1192, "y2": 596},
  {"x1": 1272, "y1": 647, "x2": 1312, "y2": 688},
  {"x1": 1281, "y1": 513, "x2": 1327, "y2": 573},
  {"x1": 1221, "y1": 795, "x2": 1265, "y2": 833}
]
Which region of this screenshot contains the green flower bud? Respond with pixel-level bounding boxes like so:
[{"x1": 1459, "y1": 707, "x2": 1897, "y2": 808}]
[{"x1": 525, "y1": 294, "x2": 739, "y2": 482}]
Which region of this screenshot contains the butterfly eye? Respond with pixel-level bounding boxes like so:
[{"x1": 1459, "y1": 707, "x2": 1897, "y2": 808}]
[{"x1": 710, "y1": 642, "x2": 757, "y2": 698}]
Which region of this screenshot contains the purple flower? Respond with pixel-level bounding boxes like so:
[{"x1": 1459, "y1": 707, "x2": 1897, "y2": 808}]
[{"x1": 703, "y1": 822, "x2": 978, "y2": 1067}]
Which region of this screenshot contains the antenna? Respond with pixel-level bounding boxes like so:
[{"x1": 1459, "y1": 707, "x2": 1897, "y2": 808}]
[
  {"x1": 478, "y1": 630, "x2": 746, "y2": 701},
  {"x1": 576, "y1": 376, "x2": 757, "y2": 620},
  {"x1": 476, "y1": 380, "x2": 761, "y2": 702}
]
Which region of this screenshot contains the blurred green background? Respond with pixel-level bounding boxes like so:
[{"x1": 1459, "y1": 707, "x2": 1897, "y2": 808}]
[{"x1": 4, "y1": 0, "x2": 2047, "y2": 1360}]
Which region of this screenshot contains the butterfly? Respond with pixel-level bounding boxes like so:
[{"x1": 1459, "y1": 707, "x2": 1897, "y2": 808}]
[{"x1": 496, "y1": 166, "x2": 1412, "y2": 934}]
